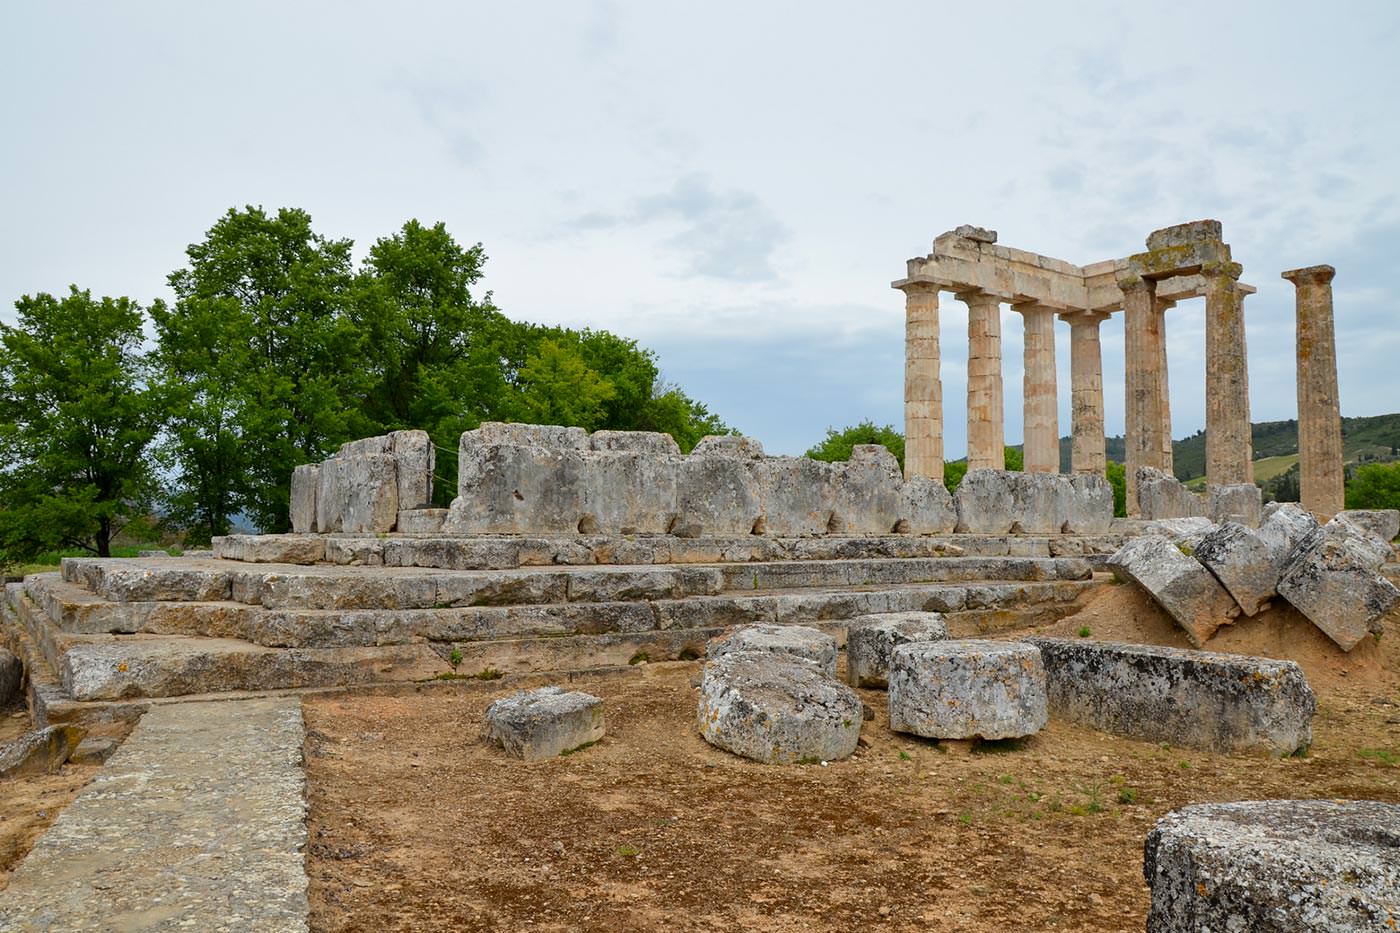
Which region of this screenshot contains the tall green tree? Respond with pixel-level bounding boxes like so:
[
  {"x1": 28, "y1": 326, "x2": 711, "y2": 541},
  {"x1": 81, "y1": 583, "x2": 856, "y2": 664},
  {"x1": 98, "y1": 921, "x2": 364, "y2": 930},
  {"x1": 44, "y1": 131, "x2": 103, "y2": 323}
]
[
  {"x1": 1346, "y1": 462, "x2": 1400, "y2": 516},
  {"x1": 0, "y1": 288, "x2": 165, "y2": 558},
  {"x1": 156, "y1": 206, "x2": 372, "y2": 537},
  {"x1": 806, "y1": 421, "x2": 906, "y2": 469}
]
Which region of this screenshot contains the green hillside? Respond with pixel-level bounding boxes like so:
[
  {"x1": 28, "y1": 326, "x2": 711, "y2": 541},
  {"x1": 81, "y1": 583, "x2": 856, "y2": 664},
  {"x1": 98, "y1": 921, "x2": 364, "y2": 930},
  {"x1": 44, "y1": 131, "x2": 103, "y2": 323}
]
[{"x1": 1055, "y1": 412, "x2": 1400, "y2": 479}]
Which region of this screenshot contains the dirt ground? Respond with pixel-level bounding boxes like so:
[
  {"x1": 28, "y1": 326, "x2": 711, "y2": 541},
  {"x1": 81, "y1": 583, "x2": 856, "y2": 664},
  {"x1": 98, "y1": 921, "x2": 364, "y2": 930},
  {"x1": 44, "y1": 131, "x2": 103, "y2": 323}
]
[
  {"x1": 302, "y1": 589, "x2": 1400, "y2": 932},
  {"x1": 0, "y1": 706, "x2": 96, "y2": 886}
]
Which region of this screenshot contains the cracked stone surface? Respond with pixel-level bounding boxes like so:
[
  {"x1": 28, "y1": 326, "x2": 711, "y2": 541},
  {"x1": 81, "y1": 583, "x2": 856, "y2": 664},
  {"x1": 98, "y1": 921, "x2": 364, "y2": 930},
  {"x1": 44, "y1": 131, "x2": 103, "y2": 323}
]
[
  {"x1": 0, "y1": 697, "x2": 309, "y2": 932},
  {"x1": 887, "y1": 640, "x2": 1048, "y2": 740}
]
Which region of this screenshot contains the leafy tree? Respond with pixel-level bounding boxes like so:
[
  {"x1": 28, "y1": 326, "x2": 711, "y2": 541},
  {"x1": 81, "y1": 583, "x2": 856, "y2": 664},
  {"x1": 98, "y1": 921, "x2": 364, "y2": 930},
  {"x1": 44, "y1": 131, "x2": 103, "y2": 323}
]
[
  {"x1": 517, "y1": 337, "x2": 617, "y2": 427},
  {"x1": 1104, "y1": 461, "x2": 1127, "y2": 518},
  {"x1": 0, "y1": 288, "x2": 165, "y2": 558},
  {"x1": 943, "y1": 460, "x2": 967, "y2": 494},
  {"x1": 156, "y1": 206, "x2": 372, "y2": 537},
  {"x1": 1346, "y1": 462, "x2": 1400, "y2": 516},
  {"x1": 806, "y1": 421, "x2": 905, "y2": 469}
]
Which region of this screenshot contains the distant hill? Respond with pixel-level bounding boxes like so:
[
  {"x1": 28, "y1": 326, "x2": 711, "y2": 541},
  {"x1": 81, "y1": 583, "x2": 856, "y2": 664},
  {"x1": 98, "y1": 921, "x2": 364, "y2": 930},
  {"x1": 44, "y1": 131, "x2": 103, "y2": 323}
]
[{"x1": 1050, "y1": 412, "x2": 1400, "y2": 479}]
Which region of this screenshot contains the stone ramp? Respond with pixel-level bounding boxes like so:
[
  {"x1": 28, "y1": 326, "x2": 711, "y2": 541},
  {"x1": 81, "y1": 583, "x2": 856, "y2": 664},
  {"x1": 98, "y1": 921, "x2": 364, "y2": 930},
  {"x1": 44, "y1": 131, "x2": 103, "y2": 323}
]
[{"x1": 0, "y1": 697, "x2": 308, "y2": 932}]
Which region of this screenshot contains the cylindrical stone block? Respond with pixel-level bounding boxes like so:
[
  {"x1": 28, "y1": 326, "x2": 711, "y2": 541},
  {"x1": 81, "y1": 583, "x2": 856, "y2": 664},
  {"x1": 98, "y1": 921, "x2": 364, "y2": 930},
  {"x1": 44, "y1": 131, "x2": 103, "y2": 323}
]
[
  {"x1": 1153, "y1": 296, "x2": 1175, "y2": 473},
  {"x1": 1017, "y1": 303, "x2": 1059, "y2": 473},
  {"x1": 887, "y1": 640, "x2": 1048, "y2": 740},
  {"x1": 961, "y1": 291, "x2": 1005, "y2": 471},
  {"x1": 1204, "y1": 262, "x2": 1252, "y2": 487},
  {"x1": 1063, "y1": 311, "x2": 1109, "y2": 475},
  {"x1": 1122, "y1": 276, "x2": 1167, "y2": 515},
  {"x1": 1283, "y1": 265, "x2": 1343, "y2": 519},
  {"x1": 902, "y1": 284, "x2": 943, "y2": 481}
]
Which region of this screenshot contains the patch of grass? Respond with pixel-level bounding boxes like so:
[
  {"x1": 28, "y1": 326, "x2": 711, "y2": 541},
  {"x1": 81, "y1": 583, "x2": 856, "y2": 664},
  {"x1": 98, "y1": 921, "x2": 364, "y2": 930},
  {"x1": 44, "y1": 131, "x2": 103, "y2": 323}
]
[
  {"x1": 613, "y1": 844, "x2": 640, "y2": 858},
  {"x1": 628, "y1": 651, "x2": 650, "y2": 665},
  {"x1": 997, "y1": 773, "x2": 1013, "y2": 785},
  {"x1": 1178, "y1": 759, "x2": 1191, "y2": 770},
  {"x1": 474, "y1": 668, "x2": 504, "y2": 681},
  {"x1": 1105, "y1": 575, "x2": 1124, "y2": 585},
  {"x1": 897, "y1": 750, "x2": 912, "y2": 761},
  {"x1": 1175, "y1": 542, "x2": 1194, "y2": 557},
  {"x1": 432, "y1": 672, "x2": 469, "y2": 681},
  {"x1": 957, "y1": 811, "x2": 973, "y2": 825},
  {"x1": 448, "y1": 648, "x2": 463, "y2": 668},
  {"x1": 1357, "y1": 747, "x2": 1400, "y2": 765},
  {"x1": 1117, "y1": 787, "x2": 1138, "y2": 805},
  {"x1": 1077, "y1": 626, "x2": 1092, "y2": 638}
]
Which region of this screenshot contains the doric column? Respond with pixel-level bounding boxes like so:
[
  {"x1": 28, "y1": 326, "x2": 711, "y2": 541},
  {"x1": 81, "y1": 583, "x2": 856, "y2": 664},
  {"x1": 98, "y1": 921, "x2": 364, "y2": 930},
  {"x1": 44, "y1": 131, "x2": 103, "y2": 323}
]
[
  {"x1": 1282, "y1": 264, "x2": 1343, "y2": 518},
  {"x1": 1121, "y1": 274, "x2": 1167, "y2": 515},
  {"x1": 1153, "y1": 295, "x2": 1176, "y2": 474},
  {"x1": 1014, "y1": 302, "x2": 1059, "y2": 473},
  {"x1": 1203, "y1": 261, "x2": 1252, "y2": 486},
  {"x1": 960, "y1": 290, "x2": 1004, "y2": 471},
  {"x1": 1059, "y1": 310, "x2": 1110, "y2": 475},
  {"x1": 900, "y1": 283, "x2": 943, "y2": 480}
]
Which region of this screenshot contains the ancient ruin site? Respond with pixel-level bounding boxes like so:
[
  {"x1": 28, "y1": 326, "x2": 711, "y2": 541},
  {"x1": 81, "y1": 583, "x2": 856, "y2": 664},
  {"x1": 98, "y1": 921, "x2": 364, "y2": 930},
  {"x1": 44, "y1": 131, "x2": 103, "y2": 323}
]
[{"x1": 0, "y1": 214, "x2": 1397, "y2": 931}]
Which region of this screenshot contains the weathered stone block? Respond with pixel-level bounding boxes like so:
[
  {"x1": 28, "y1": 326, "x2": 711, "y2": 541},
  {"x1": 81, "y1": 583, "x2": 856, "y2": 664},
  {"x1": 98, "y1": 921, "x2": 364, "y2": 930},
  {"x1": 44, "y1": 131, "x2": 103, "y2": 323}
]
[
  {"x1": 396, "y1": 509, "x2": 448, "y2": 534},
  {"x1": 707, "y1": 623, "x2": 837, "y2": 678},
  {"x1": 1195, "y1": 522, "x2": 1277, "y2": 616},
  {"x1": 1257, "y1": 502, "x2": 1319, "y2": 566},
  {"x1": 953, "y1": 469, "x2": 1016, "y2": 534},
  {"x1": 674, "y1": 453, "x2": 762, "y2": 537},
  {"x1": 1337, "y1": 508, "x2": 1399, "y2": 543},
  {"x1": 1327, "y1": 514, "x2": 1396, "y2": 568},
  {"x1": 1136, "y1": 467, "x2": 1206, "y2": 520},
  {"x1": 0, "y1": 646, "x2": 20, "y2": 708},
  {"x1": 690, "y1": 435, "x2": 765, "y2": 459},
  {"x1": 897, "y1": 476, "x2": 957, "y2": 534},
  {"x1": 1009, "y1": 471, "x2": 1072, "y2": 534},
  {"x1": 1107, "y1": 534, "x2": 1239, "y2": 647},
  {"x1": 1144, "y1": 516, "x2": 1216, "y2": 551},
  {"x1": 0, "y1": 725, "x2": 86, "y2": 778},
  {"x1": 1208, "y1": 483, "x2": 1262, "y2": 527},
  {"x1": 389, "y1": 429, "x2": 435, "y2": 511},
  {"x1": 578, "y1": 451, "x2": 678, "y2": 535},
  {"x1": 1064, "y1": 473, "x2": 1114, "y2": 534},
  {"x1": 589, "y1": 430, "x2": 680, "y2": 455},
  {"x1": 1144, "y1": 800, "x2": 1400, "y2": 931},
  {"x1": 698, "y1": 651, "x2": 862, "y2": 764},
  {"x1": 448, "y1": 438, "x2": 587, "y2": 535},
  {"x1": 1277, "y1": 523, "x2": 1400, "y2": 651},
  {"x1": 341, "y1": 454, "x2": 400, "y2": 534},
  {"x1": 482, "y1": 686, "x2": 605, "y2": 761},
  {"x1": 845, "y1": 611, "x2": 948, "y2": 688},
  {"x1": 315, "y1": 458, "x2": 348, "y2": 533},
  {"x1": 474, "y1": 422, "x2": 589, "y2": 449},
  {"x1": 887, "y1": 640, "x2": 1048, "y2": 740},
  {"x1": 1026, "y1": 638, "x2": 1314, "y2": 755},
  {"x1": 753, "y1": 457, "x2": 837, "y2": 536},
  {"x1": 831, "y1": 446, "x2": 903, "y2": 535}
]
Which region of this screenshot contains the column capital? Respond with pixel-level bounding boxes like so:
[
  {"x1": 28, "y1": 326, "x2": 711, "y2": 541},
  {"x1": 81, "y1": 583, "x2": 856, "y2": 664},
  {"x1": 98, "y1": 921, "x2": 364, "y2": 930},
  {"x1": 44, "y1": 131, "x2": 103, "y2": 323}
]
[
  {"x1": 955, "y1": 288, "x2": 1001, "y2": 308},
  {"x1": 1116, "y1": 273, "x2": 1155, "y2": 295},
  {"x1": 1281, "y1": 264, "x2": 1336, "y2": 286},
  {"x1": 1201, "y1": 260, "x2": 1244, "y2": 281},
  {"x1": 896, "y1": 280, "x2": 942, "y2": 296},
  {"x1": 1057, "y1": 308, "x2": 1112, "y2": 326},
  {"x1": 1011, "y1": 300, "x2": 1054, "y2": 316}
]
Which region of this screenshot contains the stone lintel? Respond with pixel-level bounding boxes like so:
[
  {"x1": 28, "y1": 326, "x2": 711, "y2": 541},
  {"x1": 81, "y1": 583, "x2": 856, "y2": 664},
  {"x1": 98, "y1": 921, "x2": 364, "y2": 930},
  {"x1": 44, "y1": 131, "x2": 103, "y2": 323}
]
[
  {"x1": 1145, "y1": 219, "x2": 1224, "y2": 251},
  {"x1": 1281, "y1": 264, "x2": 1336, "y2": 285},
  {"x1": 953, "y1": 224, "x2": 997, "y2": 243}
]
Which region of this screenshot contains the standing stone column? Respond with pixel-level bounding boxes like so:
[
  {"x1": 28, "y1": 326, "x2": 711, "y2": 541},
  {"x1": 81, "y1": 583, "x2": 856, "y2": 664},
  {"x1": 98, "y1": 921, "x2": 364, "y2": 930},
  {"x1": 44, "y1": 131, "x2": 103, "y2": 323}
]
[
  {"x1": 1014, "y1": 302, "x2": 1059, "y2": 473},
  {"x1": 1283, "y1": 264, "x2": 1343, "y2": 518},
  {"x1": 1060, "y1": 310, "x2": 1110, "y2": 474},
  {"x1": 1121, "y1": 274, "x2": 1166, "y2": 515},
  {"x1": 1203, "y1": 261, "x2": 1252, "y2": 486},
  {"x1": 960, "y1": 290, "x2": 1005, "y2": 471},
  {"x1": 900, "y1": 283, "x2": 943, "y2": 480},
  {"x1": 1153, "y1": 296, "x2": 1176, "y2": 473}
]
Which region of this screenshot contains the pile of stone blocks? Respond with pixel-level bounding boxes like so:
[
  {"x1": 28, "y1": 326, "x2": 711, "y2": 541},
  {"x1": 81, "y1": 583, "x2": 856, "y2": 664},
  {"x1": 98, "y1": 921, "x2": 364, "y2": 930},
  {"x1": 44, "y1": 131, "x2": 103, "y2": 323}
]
[
  {"x1": 291, "y1": 430, "x2": 436, "y2": 534},
  {"x1": 697, "y1": 625, "x2": 862, "y2": 765},
  {"x1": 1109, "y1": 503, "x2": 1400, "y2": 651},
  {"x1": 443, "y1": 424, "x2": 962, "y2": 538},
  {"x1": 1027, "y1": 638, "x2": 1314, "y2": 755},
  {"x1": 1135, "y1": 467, "x2": 1264, "y2": 527},
  {"x1": 482, "y1": 686, "x2": 605, "y2": 761},
  {"x1": 1144, "y1": 800, "x2": 1400, "y2": 930}
]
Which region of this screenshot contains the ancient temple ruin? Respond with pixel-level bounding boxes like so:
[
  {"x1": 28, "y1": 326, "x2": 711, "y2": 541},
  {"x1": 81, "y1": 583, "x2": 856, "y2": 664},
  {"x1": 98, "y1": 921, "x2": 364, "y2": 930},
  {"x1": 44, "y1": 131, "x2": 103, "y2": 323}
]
[{"x1": 893, "y1": 220, "x2": 1350, "y2": 521}]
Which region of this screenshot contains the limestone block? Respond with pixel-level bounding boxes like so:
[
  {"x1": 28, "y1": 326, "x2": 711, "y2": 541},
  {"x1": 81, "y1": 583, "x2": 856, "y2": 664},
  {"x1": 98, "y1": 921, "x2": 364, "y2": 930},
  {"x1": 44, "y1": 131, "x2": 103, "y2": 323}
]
[
  {"x1": 1336, "y1": 508, "x2": 1399, "y2": 543},
  {"x1": 0, "y1": 725, "x2": 86, "y2": 778},
  {"x1": 290, "y1": 463, "x2": 320, "y2": 534},
  {"x1": 214, "y1": 534, "x2": 325, "y2": 565},
  {"x1": 1144, "y1": 516, "x2": 1216, "y2": 551},
  {"x1": 1107, "y1": 534, "x2": 1239, "y2": 647},
  {"x1": 448, "y1": 438, "x2": 587, "y2": 535},
  {"x1": 1136, "y1": 467, "x2": 1206, "y2": 520},
  {"x1": 897, "y1": 476, "x2": 957, "y2": 534},
  {"x1": 0, "y1": 646, "x2": 20, "y2": 708},
  {"x1": 1007, "y1": 471, "x2": 1070, "y2": 534},
  {"x1": 589, "y1": 430, "x2": 681, "y2": 455},
  {"x1": 753, "y1": 457, "x2": 837, "y2": 536},
  {"x1": 1257, "y1": 502, "x2": 1319, "y2": 567},
  {"x1": 1143, "y1": 800, "x2": 1400, "y2": 931},
  {"x1": 578, "y1": 451, "x2": 678, "y2": 535},
  {"x1": 337, "y1": 435, "x2": 391, "y2": 458},
  {"x1": 69, "y1": 736, "x2": 119, "y2": 765},
  {"x1": 1195, "y1": 522, "x2": 1278, "y2": 616},
  {"x1": 396, "y1": 509, "x2": 447, "y2": 534},
  {"x1": 831, "y1": 446, "x2": 903, "y2": 535},
  {"x1": 1026, "y1": 638, "x2": 1314, "y2": 755},
  {"x1": 315, "y1": 458, "x2": 348, "y2": 533},
  {"x1": 1208, "y1": 483, "x2": 1262, "y2": 527},
  {"x1": 1327, "y1": 514, "x2": 1396, "y2": 568},
  {"x1": 482, "y1": 686, "x2": 605, "y2": 761},
  {"x1": 1277, "y1": 524, "x2": 1400, "y2": 651},
  {"x1": 389, "y1": 429, "x2": 435, "y2": 511},
  {"x1": 697, "y1": 651, "x2": 862, "y2": 764},
  {"x1": 953, "y1": 469, "x2": 1017, "y2": 534},
  {"x1": 473, "y1": 422, "x2": 589, "y2": 449},
  {"x1": 888, "y1": 640, "x2": 1047, "y2": 740},
  {"x1": 707, "y1": 623, "x2": 838, "y2": 678},
  {"x1": 674, "y1": 454, "x2": 762, "y2": 538},
  {"x1": 690, "y1": 435, "x2": 765, "y2": 459},
  {"x1": 845, "y1": 611, "x2": 948, "y2": 688},
  {"x1": 1063, "y1": 473, "x2": 1114, "y2": 533},
  {"x1": 341, "y1": 454, "x2": 400, "y2": 534}
]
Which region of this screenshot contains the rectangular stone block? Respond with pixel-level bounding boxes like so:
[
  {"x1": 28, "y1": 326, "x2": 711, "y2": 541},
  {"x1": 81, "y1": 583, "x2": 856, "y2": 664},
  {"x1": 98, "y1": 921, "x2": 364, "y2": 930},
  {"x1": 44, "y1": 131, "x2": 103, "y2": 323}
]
[
  {"x1": 1208, "y1": 484, "x2": 1262, "y2": 528},
  {"x1": 290, "y1": 464, "x2": 319, "y2": 534},
  {"x1": 1277, "y1": 523, "x2": 1400, "y2": 651},
  {"x1": 1107, "y1": 534, "x2": 1239, "y2": 647},
  {"x1": 389, "y1": 429, "x2": 435, "y2": 511},
  {"x1": 1136, "y1": 468, "x2": 1207, "y2": 520},
  {"x1": 482, "y1": 686, "x2": 605, "y2": 761},
  {"x1": 396, "y1": 509, "x2": 448, "y2": 534},
  {"x1": 1025, "y1": 637, "x2": 1314, "y2": 755}
]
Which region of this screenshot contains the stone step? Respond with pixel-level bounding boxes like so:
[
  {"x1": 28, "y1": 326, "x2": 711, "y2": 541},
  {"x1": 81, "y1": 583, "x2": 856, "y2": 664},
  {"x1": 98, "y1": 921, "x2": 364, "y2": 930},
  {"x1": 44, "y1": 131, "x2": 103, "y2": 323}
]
[
  {"x1": 213, "y1": 531, "x2": 1131, "y2": 568},
  {"x1": 26, "y1": 571, "x2": 1093, "y2": 648}
]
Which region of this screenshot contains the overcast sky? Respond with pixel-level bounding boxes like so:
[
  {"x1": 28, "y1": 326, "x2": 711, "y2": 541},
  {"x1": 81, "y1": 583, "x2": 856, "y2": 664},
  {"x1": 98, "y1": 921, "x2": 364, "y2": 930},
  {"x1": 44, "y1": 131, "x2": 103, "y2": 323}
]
[{"x1": 4, "y1": 2, "x2": 1398, "y2": 456}]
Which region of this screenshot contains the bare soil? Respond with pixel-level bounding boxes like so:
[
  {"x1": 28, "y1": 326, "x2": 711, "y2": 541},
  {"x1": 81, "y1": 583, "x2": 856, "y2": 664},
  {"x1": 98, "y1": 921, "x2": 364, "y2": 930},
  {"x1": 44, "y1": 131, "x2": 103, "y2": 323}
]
[
  {"x1": 0, "y1": 706, "x2": 96, "y2": 886},
  {"x1": 302, "y1": 590, "x2": 1400, "y2": 932}
]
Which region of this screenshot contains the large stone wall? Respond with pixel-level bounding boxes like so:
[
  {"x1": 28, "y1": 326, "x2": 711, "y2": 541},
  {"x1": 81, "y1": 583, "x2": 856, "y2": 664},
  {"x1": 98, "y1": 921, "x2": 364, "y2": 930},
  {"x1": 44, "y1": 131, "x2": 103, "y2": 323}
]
[{"x1": 290, "y1": 430, "x2": 435, "y2": 534}]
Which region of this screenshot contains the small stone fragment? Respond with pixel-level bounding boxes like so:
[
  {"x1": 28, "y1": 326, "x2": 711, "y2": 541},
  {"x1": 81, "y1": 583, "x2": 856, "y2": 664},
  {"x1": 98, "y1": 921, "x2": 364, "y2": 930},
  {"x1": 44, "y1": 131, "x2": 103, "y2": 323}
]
[
  {"x1": 482, "y1": 686, "x2": 605, "y2": 761},
  {"x1": 69, "y1": 736, "x2": 120, "y2": 765},
  {"x1": 0, "y1": 725, "x2": 86, "y2": 778}
]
